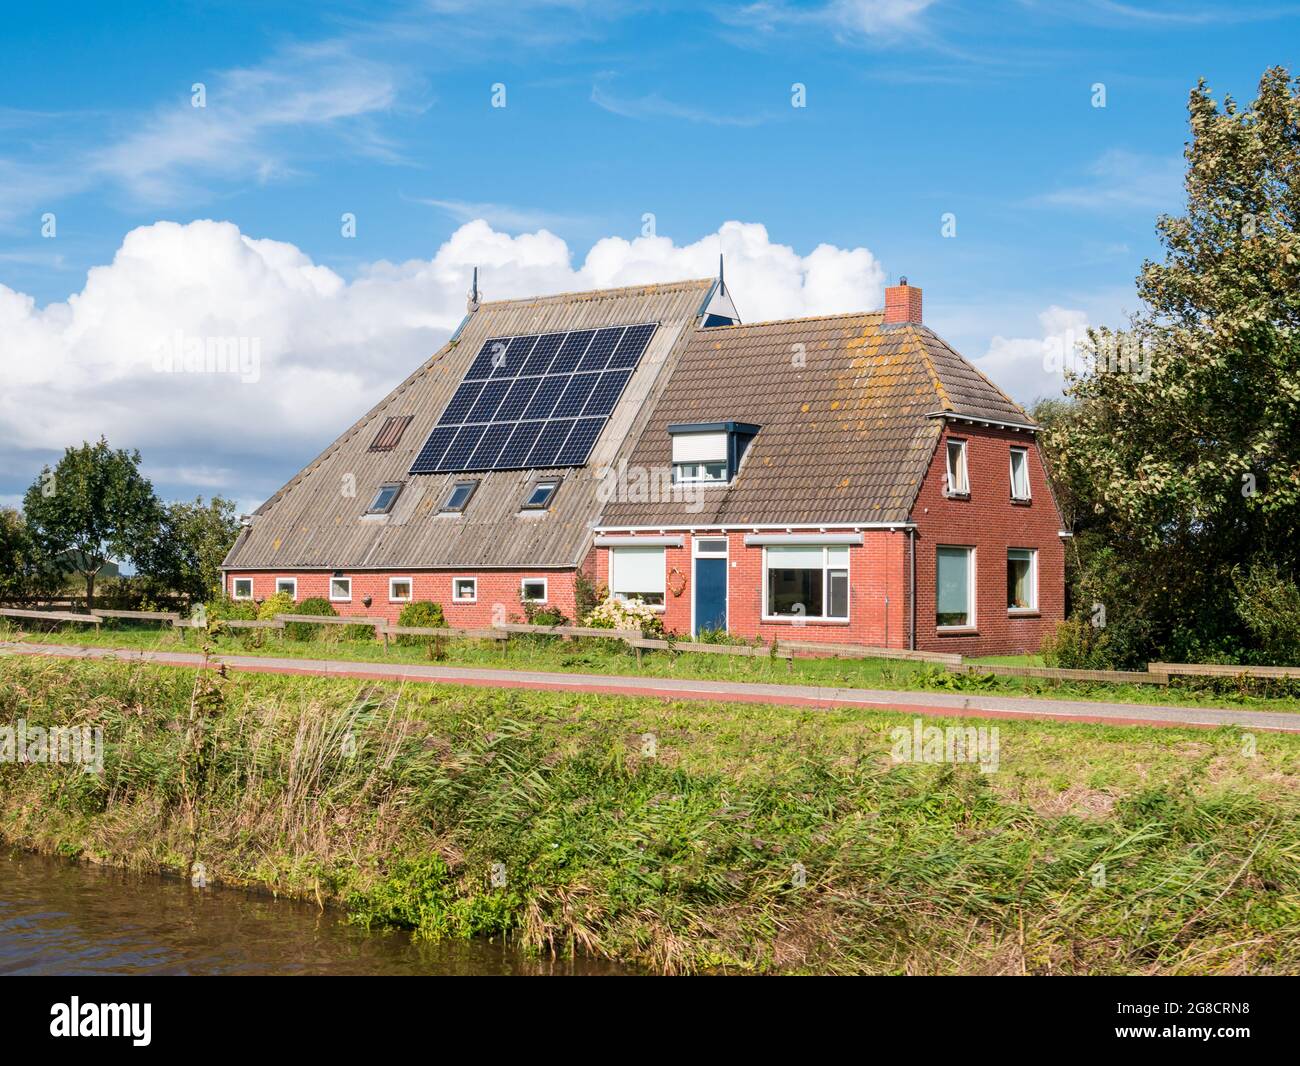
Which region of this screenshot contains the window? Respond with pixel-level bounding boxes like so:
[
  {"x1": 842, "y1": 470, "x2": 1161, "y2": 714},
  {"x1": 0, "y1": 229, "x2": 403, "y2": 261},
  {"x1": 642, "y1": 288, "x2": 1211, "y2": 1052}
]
[
  {"x1": 441, "y1": 480, "x2": 478, "y2": 513},
  {"x1": 523, "y1": 480, "x2": 560, "y2": 509},
  {"x1": 674, "y1": 461, "x2": 728, "y2": 484},
  {"x1": 367, "y1": 482, "x2": 402, "y2": 514},
  {"x1": 936, "y1": 547, "x2": 974, "y2": 628},
  {"x1": 232, "y1": 577, "x2": 253, "y2": 600},
  {"x1": 609, "y1": 546, "x2": 666, "y2": 606},
  {"x1": 1009, "y1": 448, "x2": 1031, "y2": 501},
  {"x1": 520, "y1": 578, "x2": 548, "y2": 602},
  {"x1": 695, "y1": 538, "x2": 728, "y2": 555},
  {"x1": 945, "y1": 439, "x2": 969, "y2": 496},
  {"x1": 1007, "y1": 549, "x2": 1037, "y2": 611},
  {"x1": 329, "y1": 576, "x2": 352, "y2": 602},
  {"x1": 369, "y1": 415, "x2": 414, "y2": 452},
  {"x1": 275, "y1": 577, "x2": 297, "y2": 600},
  {"x1": 452, "y1": 577, "x2": 477, "y2": 603},
  {"x1": 764, "y1": 545, "x2": 849, "y2": 621},
  {"x1": 389, "y1": 577, "x2": 413, "y2": 603}
]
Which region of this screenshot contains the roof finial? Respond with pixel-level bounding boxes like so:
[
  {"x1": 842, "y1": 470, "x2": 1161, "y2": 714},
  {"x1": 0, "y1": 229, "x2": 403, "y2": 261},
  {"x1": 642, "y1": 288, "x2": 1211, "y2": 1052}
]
[
  {"x1": 718, "y1": 253, "x2": 726, "y2": 293},
  {"x1": 467, "y1": 267, "x2": 481, "y2": 312}
]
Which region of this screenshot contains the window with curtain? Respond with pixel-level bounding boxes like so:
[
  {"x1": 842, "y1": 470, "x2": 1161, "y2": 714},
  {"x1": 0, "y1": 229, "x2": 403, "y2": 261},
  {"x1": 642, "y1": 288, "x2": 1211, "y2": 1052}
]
[
  {"x1": 1009, "y1": 448, "x2": 1031, "y2": 500},
  {"x1": 936, "y1": 546, "x2": 973, "y2": 627},
  {"x1": 610, "y1": 546, "x2": 666, "y2": 606},
  {"x1": 1007, "y1": 548, "x2": 1036, "y2": 610},
  {"x1": 945, "y1": 439, "x2": 969, "y2": 496},
  {"x1": 764, "y1": 545, "x2": 849, "y2": 620}
]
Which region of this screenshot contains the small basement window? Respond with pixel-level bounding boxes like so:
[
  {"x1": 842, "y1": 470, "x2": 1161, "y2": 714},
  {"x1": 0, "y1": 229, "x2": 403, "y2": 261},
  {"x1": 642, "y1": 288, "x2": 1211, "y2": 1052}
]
[
  {"x1": 945, "y1": 439, "x2": 969, "y2": 496},
  {"x1": 329, "y1": 576, "x2": 352, "y2": 602},
  {"x1": 367, "y1": 482, "x2": 403, "y2": 514},
  {"x1": 389, "y1": 577, "x2": 413, "y2": 603},
  {"x1": 232, "y1": 577, "x2": 253, "y2": 600},
  {"x1": 275, "y1": 577, "x2": 297, "y2": 600},
  {"x1": 1009, "y1": 447, "x2": 1031, "y2": 501},
  {"x1": 521, "y1": 578, "x2": 548, "y2": 602},
  {"x1": 452, "y1": 577, "x2": 477, "y2": 603},
  {"x1": 523, "y1": 479, "x2": 560, "y2": 509},
  {"x1": 441, "y1": 480, "x2": 478, "y2": 513}
]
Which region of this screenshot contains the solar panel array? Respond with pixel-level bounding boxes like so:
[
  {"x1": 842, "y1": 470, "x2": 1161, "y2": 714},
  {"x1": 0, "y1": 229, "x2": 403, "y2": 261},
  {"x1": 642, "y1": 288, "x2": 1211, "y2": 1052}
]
[{"x1": 410, "y1": 322, "x2": 658, "y2": 474}]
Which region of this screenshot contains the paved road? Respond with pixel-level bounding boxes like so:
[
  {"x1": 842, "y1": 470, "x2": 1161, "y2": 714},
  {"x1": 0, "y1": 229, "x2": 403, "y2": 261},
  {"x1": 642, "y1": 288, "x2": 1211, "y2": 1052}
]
[{"x1": 3, "y1": 641, "x2": 1298, "y2": 733}]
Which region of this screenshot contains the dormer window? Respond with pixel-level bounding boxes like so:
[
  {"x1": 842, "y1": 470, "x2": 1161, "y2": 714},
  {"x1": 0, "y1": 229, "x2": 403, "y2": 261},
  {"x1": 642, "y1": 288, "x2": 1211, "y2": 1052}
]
[{"x1": 668, "y1": 421, "x2": 759, "y2": 486}]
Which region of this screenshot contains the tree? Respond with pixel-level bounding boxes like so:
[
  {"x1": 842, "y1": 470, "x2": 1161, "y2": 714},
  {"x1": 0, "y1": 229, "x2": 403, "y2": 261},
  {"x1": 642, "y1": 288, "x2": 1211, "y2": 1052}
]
[
  {"x1": 137, "y1": 496, "x2": 241, "y2": 603},
  {"x1": 22, "y1": 439, "x2": 162, "y2": 609},
  {"x1": 1053, "y1": 67, "x2": 1300, "y2": 663},
  {"x1": 0, "y1": 507, "x2": 58, "y2": 605}
]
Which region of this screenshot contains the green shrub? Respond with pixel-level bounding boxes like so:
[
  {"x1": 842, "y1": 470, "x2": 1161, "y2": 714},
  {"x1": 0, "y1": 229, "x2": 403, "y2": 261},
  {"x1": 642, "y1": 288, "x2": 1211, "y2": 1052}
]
[
  {"x1": 1040, "y1": 615, "x2": 1115, "y2": 669},
  {"x1": 522, "y1": 601, "x2": 568, "y2": 627},
  {"x1": 202, "y1": 594, "x2": 257, "y2": 633},
  {"x1": 395, "y1": 600, "x2": 446, "y2": 647},
  {"x1": 1233, "y1": 561, "x2": 1300, "y2": 665},
  {"x1": 256, "y1": 591, "x2": 295, "y2": 621},
  {"x1": 285, "y1": 596, "x2": 336, "y2": 641}
]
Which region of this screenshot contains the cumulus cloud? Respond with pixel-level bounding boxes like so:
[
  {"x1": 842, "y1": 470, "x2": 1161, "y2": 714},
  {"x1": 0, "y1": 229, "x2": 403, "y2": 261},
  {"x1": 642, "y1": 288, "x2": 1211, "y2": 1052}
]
[
  {"x1": 975, "y1": 306, "x2": 1091, "y2": 406},
  {"x1": 0, "y1": 218, "x2": 885, "y2": 507}
]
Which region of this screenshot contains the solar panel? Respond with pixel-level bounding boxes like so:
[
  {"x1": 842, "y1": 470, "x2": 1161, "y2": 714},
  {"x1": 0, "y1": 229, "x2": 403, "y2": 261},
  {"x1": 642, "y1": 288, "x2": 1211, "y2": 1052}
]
[{"x1": 410, "y1": 321, "x2": 657, "y2": 473}]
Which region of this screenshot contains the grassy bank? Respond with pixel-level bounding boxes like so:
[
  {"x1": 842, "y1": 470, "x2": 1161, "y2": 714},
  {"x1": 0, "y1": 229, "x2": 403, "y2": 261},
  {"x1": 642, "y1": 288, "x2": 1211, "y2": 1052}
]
[
  {"x1": 2, "y1": 654, "x2": 1298, "y2": 974},
  {"x1": 6, "y1": 621, "x2": 1300, "y2": 713}
]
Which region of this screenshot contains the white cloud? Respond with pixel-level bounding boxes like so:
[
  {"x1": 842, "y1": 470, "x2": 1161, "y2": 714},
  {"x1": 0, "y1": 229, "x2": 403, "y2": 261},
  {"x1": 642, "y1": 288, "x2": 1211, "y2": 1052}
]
[
  {"x1": 723, "y1": 0, "x2": 937, "y2": 43},
  {"x1": 1038, "y1": 149, "x2": 1183, "y2": 214},
  {"x1": 976, "y1": 305, "x2": 1091, "y2": 405},
  {"x1": 0, "y1": 218, "x2": 885, "y2": 503}
]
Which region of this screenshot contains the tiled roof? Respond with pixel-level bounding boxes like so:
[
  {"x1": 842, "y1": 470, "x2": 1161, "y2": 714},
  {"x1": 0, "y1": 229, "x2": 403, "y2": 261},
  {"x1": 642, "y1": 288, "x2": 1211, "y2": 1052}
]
[{"x1": 599, "y1": 314, "x2": 1033, "y2": 528}]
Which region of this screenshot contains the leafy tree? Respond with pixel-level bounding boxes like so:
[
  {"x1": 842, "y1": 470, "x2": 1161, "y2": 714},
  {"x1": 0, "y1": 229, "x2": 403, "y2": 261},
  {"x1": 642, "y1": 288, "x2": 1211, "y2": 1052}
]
[
  {"x1": 138, "y1": 496, "x2": 241, "y2": 603},
  {"x1": 1053, "y1": 67, "x2": 1300, "y2": 664},
  {"x1": 0, "y1": 507, "x2": 58, "y2": 605},
  {"x1": 22, "y1": 439, "x2": 162, "y2": 609}
]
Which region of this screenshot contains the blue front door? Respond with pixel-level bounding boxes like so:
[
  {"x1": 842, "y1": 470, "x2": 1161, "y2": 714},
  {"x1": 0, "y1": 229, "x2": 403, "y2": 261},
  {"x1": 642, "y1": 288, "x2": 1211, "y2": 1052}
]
[{"x1": 694, "y1": 557, "x2": 727, "y2": 636}]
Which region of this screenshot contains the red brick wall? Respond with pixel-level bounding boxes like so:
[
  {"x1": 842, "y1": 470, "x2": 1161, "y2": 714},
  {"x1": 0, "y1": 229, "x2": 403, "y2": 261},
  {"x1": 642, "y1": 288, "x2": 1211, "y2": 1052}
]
[
  {"x1": 223, "y1": 569, "x2": 578, "y2": 626},
  {"x1": 595, "y1": 530, "x2": 910, "y2": 646},
  {"x1": 911, "y1": 424, "x2": 1065, "y2": 656}
]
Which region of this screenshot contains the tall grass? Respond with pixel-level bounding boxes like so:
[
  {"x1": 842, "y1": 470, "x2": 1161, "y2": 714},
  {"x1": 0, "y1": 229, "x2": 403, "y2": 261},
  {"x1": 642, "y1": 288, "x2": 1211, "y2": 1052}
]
[{"x1": 1, "y1": 655, "x2": 1297, "y2": 974}]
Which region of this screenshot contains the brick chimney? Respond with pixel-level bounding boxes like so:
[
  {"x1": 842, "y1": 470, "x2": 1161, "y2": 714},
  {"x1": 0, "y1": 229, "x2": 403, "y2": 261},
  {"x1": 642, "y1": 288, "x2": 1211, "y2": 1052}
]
[{"x1": 884, "y1": 276, "x2": 922, "y2": 325}]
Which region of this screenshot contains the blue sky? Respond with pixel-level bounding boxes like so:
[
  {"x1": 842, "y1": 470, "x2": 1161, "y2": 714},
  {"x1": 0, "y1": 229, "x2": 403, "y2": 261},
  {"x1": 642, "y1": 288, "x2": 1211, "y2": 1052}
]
[{"x1": 1, "y1": 1, "x2": 1296, "y2": 511}]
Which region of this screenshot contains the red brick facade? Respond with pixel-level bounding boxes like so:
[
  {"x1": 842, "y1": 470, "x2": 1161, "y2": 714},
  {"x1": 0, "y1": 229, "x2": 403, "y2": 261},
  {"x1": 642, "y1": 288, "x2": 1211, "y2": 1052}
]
[
  {"x1": 224, "y1": 568, "x2": 578, "y2": 627},
  {"x1": 225, "y1": 427, "x2": 1064, "y2": 656}
]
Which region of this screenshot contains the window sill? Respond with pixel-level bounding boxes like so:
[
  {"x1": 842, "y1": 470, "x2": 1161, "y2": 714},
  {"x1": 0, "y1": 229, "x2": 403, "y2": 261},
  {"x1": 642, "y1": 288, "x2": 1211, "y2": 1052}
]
[
  {"x1": 936, "y1": 626, "x2": 978, "y2": 637},
  {"x1": 1010, "y1": 497, "x2": 1033, "y2": 507},
  {"x1": 1008, "y1": 609, "x2": 1040, "y2": 618},
  {"x1": 761, "y1": 617, "x2": 851, "y2": 626},
  {"x1": 942, "y1": 492, "x2": 971, "y2": 502}
]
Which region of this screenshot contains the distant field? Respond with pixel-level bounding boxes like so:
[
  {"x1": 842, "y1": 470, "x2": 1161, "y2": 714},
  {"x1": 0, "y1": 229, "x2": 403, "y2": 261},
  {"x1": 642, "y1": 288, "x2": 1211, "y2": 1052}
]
[
  {"x1": 2, "y1": 653, "x2": 1296, "y2": 974},
  {"x1": 4, "y1": 620, "x2": 1299, "y2": 714}
]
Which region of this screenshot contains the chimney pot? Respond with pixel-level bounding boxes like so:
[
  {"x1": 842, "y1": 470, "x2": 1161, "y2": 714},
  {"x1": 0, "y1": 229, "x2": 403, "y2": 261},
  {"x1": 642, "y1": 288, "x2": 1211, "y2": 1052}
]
[{"x1": 884, "y1": 278, "x2": 922, "y2": 325}]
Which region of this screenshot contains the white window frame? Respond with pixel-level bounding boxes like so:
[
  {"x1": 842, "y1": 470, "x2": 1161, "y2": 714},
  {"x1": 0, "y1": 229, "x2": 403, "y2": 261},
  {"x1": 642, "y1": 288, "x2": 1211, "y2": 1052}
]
[
  {"x1": 1009, "y1": 447, "x2": 1031, "y2": 501},
  {"x1": 673, "y1": 460, "x2": 729, "y2": 485},
  {"x1": 520, "y1": 577, "x2": 548, "y2": 603},
  {"x1": 1007, "y1": 548, "x2": 1038, "y2": 613},
  {"x1": 389, "y1": 576, "x2": 414, "y2": 603},
  {"x1": 761, "y1": 545, "x2": 850, "y2": 623},
  {"x1": 609, "y1": 546, "x2": 666, "y2": 609},
  {"x1": 329, "y1": 576, "x2": 352, "y2": 603},
  {"x1": 945, "y1": 439, "x2": 970, "y2": 497},
  {"x1": 231, "y1": 577, "x2": 254, "y2": 600},
  {"x1": 275, "y1": 577, "x2": 297, "y2": 600},
  {"x1": 452, "y1": 576, "x2": 477, "y2": 603},
  {"x1": 936, "y1": 545, "x2": 976, "y2": 630}
]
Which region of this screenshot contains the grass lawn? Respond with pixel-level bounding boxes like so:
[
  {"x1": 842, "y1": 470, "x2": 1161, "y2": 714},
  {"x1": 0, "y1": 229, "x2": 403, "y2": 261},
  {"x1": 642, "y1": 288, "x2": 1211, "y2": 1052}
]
[
  {"x1": 1, "y1": 653, "x2": 1296, "y2": 974},
  {"x1": 5, "y1": 619, "x2": 1299, "y2": 714}
]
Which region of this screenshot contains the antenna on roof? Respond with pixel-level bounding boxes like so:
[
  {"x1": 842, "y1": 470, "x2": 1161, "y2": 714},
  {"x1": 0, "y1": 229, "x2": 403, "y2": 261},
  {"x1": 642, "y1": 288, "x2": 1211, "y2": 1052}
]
[
  {"x1": 718, "y1": 253, "x2": 726, "y2": 294},
  {"x1": 467, "y1": 267, "x2": 481, "y2": 313}
]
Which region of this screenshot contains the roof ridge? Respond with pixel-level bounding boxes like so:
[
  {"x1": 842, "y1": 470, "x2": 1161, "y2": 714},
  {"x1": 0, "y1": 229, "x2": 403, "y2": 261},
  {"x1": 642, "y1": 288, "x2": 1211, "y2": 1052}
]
[
  {"x1": 701, "y1": 309, "x2": 885, "y2": 331},
  {"x1": 478, "y1": 277, "x2": 713, "y2": 309},
  {"x1": 911, "y1": 325, "x2": 1031, "y2": 422},
  {"x1": 903, "y1": 326, "x2": 953, "y2": 411}
]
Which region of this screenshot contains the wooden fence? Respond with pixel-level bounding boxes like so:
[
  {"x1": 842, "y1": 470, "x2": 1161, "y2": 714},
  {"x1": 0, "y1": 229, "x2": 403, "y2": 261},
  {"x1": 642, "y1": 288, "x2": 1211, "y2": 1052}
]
[{"x1": 4, "y1": 606, "x2": 1299, "y2": 687}]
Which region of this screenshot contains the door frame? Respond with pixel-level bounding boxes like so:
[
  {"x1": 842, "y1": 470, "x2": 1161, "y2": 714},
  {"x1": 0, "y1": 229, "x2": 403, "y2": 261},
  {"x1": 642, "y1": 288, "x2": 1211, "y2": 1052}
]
[{"x1": 691, "y1": 534, "x2": 729, "y2": 637}]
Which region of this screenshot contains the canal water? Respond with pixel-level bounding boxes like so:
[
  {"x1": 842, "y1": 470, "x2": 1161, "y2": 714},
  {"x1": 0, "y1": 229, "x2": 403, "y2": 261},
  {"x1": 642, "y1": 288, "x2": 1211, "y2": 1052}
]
[{"x1": 0, "y1": 850, "x2": 620, "y2": 976}]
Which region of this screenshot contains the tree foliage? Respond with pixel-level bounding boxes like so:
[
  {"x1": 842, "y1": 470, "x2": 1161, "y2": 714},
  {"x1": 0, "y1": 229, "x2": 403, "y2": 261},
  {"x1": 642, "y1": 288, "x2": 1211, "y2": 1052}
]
[{"x1": 1052, "y1": 67, "x2": 1300, "y2": 664}]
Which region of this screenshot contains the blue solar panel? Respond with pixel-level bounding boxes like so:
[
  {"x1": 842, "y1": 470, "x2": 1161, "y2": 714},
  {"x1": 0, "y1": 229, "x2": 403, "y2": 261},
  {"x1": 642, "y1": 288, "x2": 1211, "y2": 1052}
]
[{"x1": 409, "y1": 321, "x2": 657, "y2": 474}]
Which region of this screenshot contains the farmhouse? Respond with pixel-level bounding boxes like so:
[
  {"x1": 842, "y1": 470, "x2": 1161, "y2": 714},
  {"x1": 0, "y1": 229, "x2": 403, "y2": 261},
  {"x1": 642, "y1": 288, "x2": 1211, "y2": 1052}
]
[{"x1": 222, "y1": 273, "x2": 1066, "y2": 656}]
